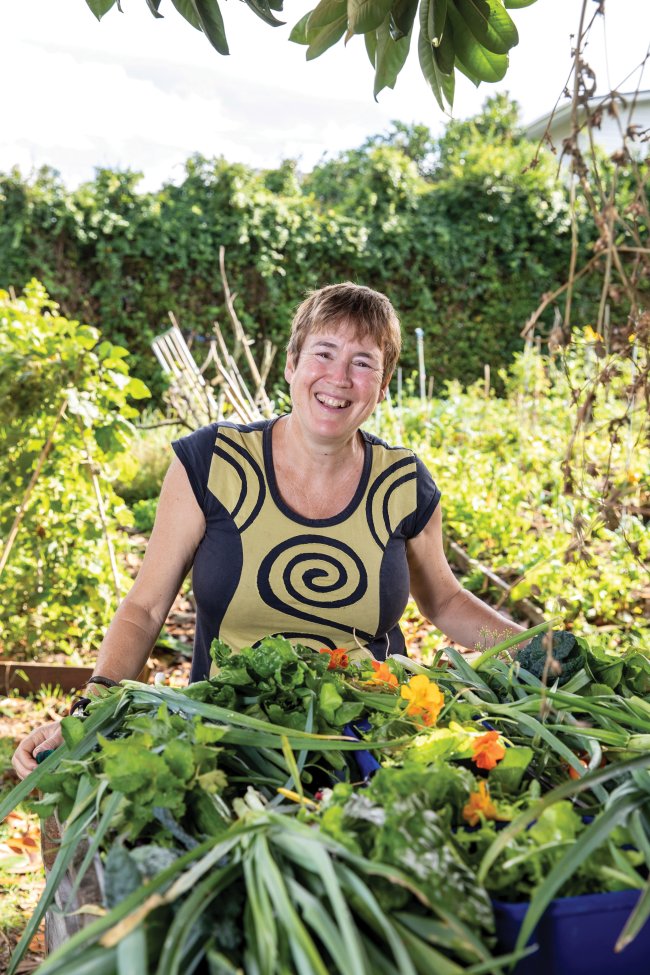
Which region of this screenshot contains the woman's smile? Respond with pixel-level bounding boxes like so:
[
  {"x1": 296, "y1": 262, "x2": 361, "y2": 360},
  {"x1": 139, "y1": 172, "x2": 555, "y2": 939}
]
[{"x1": 314, "y1": 392, "x2": 352, "y2": 409}]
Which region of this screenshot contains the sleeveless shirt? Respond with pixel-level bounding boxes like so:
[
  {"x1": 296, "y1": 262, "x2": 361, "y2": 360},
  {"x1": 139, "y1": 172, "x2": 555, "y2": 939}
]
[{"x1": 172, "y1": 418, "x2": 440, "y2": 681}]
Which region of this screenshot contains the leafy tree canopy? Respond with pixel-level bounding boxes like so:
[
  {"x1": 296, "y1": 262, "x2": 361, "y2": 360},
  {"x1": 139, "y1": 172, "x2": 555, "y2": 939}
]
[{"x1": 85, "y1": 0, "x2": 538, "y2": 107}]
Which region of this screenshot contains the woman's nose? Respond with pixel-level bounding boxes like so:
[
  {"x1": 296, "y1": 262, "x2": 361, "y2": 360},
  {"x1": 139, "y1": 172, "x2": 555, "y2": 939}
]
[{"x1": 327, "y1": 356, "x2": 352, "y2": 384}]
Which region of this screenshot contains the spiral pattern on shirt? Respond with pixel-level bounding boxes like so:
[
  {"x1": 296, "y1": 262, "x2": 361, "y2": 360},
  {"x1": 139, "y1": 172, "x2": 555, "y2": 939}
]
[
  {"x1": 257, "y1": 535, "x2": 372, "y2": 638},
  {"x1": 366, "y1": 456, "x2": 417, "y2": 549}
]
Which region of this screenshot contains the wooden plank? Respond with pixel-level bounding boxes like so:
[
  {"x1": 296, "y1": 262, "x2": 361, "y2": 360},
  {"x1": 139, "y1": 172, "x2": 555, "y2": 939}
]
[
  {"x1": 0, "y1": 663, "x2": 94, "y2": 696},
  {"x1": 1, "y1": 662, "x2": 153, "y2": 696}
]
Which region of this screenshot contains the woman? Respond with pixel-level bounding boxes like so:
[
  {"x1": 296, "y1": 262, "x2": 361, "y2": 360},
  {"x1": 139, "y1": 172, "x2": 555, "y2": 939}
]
[{"x1": 13, "y1": 282, "x2": 523, "y2": 779}]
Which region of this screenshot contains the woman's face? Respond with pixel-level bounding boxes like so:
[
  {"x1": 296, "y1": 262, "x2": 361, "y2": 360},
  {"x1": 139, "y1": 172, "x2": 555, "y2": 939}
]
[{"x1": 284, "y1": 321, "x2": 387, "y2": 445}]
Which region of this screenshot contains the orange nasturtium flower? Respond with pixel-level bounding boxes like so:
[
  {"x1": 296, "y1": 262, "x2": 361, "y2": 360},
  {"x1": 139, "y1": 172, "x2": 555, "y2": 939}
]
[
  {"x1": 400, "y1": 674, "x2": 445, "y2": 726},
  {"x1": 367, "y1": 660, "x2": 398, "y2": 688},
  {"x1": 471, "y1": 731, "x2": 506, "y2": 770},
  {"x1": 462, "y1": 781, "x2": 498, "y2": 827},
  {"x1": 319, "y1": 647, "x2": 349, "y2": 670}
]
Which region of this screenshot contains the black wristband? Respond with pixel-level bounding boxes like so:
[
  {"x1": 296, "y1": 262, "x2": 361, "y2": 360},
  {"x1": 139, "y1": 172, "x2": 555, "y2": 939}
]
[
  {"x1": 85, "y1": 675, "x2": 120, "y2": 689},
  {"x1": 69, "y1": 696, "x2": 91, "y2": 716}
]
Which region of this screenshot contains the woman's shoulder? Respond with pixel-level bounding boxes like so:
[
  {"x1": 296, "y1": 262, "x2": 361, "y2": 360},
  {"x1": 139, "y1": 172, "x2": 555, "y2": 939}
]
[
  {"x1": 174, "y1": 417, "x2": 272, "y2": 449},
  {"x1": 361, "y1": 429, "x2": 438, "y2": 488},
  {"x1": 360, "y1": 429, "x2": 416, "y2": 458}
]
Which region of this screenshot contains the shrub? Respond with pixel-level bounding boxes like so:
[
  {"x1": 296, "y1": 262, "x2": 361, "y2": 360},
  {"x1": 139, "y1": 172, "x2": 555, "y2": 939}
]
[{"x1": 0, "y1": 281, "x2": 150, "y2": 657}]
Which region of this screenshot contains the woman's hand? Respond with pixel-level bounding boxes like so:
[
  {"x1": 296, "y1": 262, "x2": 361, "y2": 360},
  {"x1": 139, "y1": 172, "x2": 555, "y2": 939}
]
[{"x1": 12, "y1": 721, "x2": 63, "y2": 781}]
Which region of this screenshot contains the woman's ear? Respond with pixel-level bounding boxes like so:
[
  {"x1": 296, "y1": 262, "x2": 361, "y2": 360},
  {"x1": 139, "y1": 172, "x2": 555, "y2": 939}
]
[{"x1": 284, "y1": 354, "x2": 295, "y2": 385}]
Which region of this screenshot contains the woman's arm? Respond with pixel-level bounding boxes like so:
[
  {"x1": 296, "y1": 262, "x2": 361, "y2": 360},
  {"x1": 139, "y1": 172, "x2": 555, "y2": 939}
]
[
  {"x1": 12, "y1": 457, "x2": 205, "y2": 779},
  {"x1": 92, "y1": 456, "x2": 205, "y2": 681},
  {"x1": 407, "y1": 504, "x2": 525, "y2": 651}
]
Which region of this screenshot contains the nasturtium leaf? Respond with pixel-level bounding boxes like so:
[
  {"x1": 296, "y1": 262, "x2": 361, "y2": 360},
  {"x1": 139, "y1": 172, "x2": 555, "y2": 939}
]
[
  {"x1": 193, "y1": 0, "x2": 230, "y2": 55},
  {"x1": 348, "y1": 0, "x2": 394, "y2": 36},
  {"x1": 504, "y1": 0, "x2": 537, "y2": 7},
  {"x1": 389, "y1": 0, "x2": 418, "y2": 40},
  {"x1": 85, "y1": 0, "x2": 118, "y2": 20},
  {"x1": 319, "y1": 681, "x2": 344, "y2": 724},
  {"x1": 334, "y1": 701, "x2": 366, "y2": 724},
  {"x1": 372, "y1": 18, "x2": 412, "y2": 98},
  {"x1": 453, "y1": 0, "x2": 518, "y2": 55},
  {"x1": 447, "y1": 4, "x2": 508, "y2": 80},
  {"x1": 307, "y1": 0, "x2": 347, "y2": 30}
]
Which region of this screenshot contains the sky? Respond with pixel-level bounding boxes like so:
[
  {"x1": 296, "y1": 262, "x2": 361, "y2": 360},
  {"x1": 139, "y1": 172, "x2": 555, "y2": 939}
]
[{"x1": 1, "y1": 0, "x2": 648, "y2": 189}]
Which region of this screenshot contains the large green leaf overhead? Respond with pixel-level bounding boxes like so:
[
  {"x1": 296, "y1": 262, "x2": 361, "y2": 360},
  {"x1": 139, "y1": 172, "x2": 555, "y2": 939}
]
[{"x1": 84, "y1": 0, "x2": 537, "y2": 108}]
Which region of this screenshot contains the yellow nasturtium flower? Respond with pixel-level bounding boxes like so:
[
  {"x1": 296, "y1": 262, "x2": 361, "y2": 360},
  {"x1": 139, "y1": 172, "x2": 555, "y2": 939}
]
[{"x1": 400, "y1": 674, "x2": 445, "y2": 726}]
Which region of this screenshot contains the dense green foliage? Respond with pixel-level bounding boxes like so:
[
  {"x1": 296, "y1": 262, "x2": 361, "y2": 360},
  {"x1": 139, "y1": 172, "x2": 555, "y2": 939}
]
[
  {"x1": 0, "y1": 97, "x2": 581, "y2": 397},
  {"x1": 3, "y1": 633, "x2": 650, "y2": 973},
  {"x1": 85, "y1": 0, "x2": 536, "y2": 106},
  {"x1": 0, "y1": 282, "x2": 149, "y2": 657},
  {"x1": 375, "y1": 333, "x2": 650, "y2": 649}
]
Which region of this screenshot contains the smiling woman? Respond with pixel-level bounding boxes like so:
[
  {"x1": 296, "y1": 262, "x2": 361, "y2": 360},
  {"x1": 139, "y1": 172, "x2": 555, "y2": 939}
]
[{"x1": 12, "y1": 280, "x2": 526, "y2": 780}]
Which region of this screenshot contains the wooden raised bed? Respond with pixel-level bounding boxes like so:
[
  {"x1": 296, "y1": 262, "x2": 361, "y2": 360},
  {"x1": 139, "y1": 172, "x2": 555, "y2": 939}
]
[{"x1": 0, "y1": 663, "x2": 94, "y2": 697}]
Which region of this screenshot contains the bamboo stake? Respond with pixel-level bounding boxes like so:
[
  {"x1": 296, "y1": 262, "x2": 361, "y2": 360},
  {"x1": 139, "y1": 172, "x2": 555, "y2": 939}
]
[
  {"x1": 0, "y1": 398, "x2": 67, "y2": 579},
  {"x1": 219, "y1": 246, "x2": 273, "y2": 416}
]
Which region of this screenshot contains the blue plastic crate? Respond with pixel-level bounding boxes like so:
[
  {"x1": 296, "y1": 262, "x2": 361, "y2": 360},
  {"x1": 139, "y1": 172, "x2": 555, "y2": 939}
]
[{"x1": 493, "y1": 887, "x2": 650, "y2": 975}]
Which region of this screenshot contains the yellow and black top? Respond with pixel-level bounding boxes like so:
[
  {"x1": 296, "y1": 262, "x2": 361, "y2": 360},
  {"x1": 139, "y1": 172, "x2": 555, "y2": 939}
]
[{"x1": 172, "y1": 418, "x2": 440, "y2": 681}]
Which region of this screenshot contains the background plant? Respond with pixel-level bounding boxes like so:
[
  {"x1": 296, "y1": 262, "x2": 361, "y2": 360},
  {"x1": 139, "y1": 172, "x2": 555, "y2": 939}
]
[
  {"x1": 0, "y1": 281, "x2": 149, "y2": 658},
  {"x1": 375, "y1": 335, "x2": 649, "y2": 649},
  {"x1": 0, "y1": 96, "x2": 583, "y2": 399}
]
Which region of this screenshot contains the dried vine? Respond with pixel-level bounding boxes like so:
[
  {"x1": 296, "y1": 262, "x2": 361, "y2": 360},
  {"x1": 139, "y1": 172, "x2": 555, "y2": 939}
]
[{"x1": 523, "y1": 0, "x2": 649, "y2": 581}]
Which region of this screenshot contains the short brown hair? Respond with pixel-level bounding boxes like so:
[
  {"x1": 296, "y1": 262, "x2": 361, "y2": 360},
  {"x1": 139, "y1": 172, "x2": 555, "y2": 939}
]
[{"x1": 287, "y1": 282, "x2": 401, "y2": 386}]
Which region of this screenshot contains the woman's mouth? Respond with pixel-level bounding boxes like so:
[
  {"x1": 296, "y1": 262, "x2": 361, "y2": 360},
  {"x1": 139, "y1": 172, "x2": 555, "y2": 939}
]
[{"x1": 315, "y1": 393, "x2": 351, "y2": 409}]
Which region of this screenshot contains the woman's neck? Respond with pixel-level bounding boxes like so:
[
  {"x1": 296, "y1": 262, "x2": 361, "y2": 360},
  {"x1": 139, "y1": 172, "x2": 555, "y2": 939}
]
[
  {"x1": 278, "y1": 412, "x2": 364, "y2": 474},
  {"x1": 271, "y1": 414, "x2": 366, "y2": 519}
]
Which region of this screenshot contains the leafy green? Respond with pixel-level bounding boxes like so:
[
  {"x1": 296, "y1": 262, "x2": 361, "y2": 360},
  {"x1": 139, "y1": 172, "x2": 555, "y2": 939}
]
[{"x1": 516, "y1": 631, "x2": 584, "y2": 685}]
